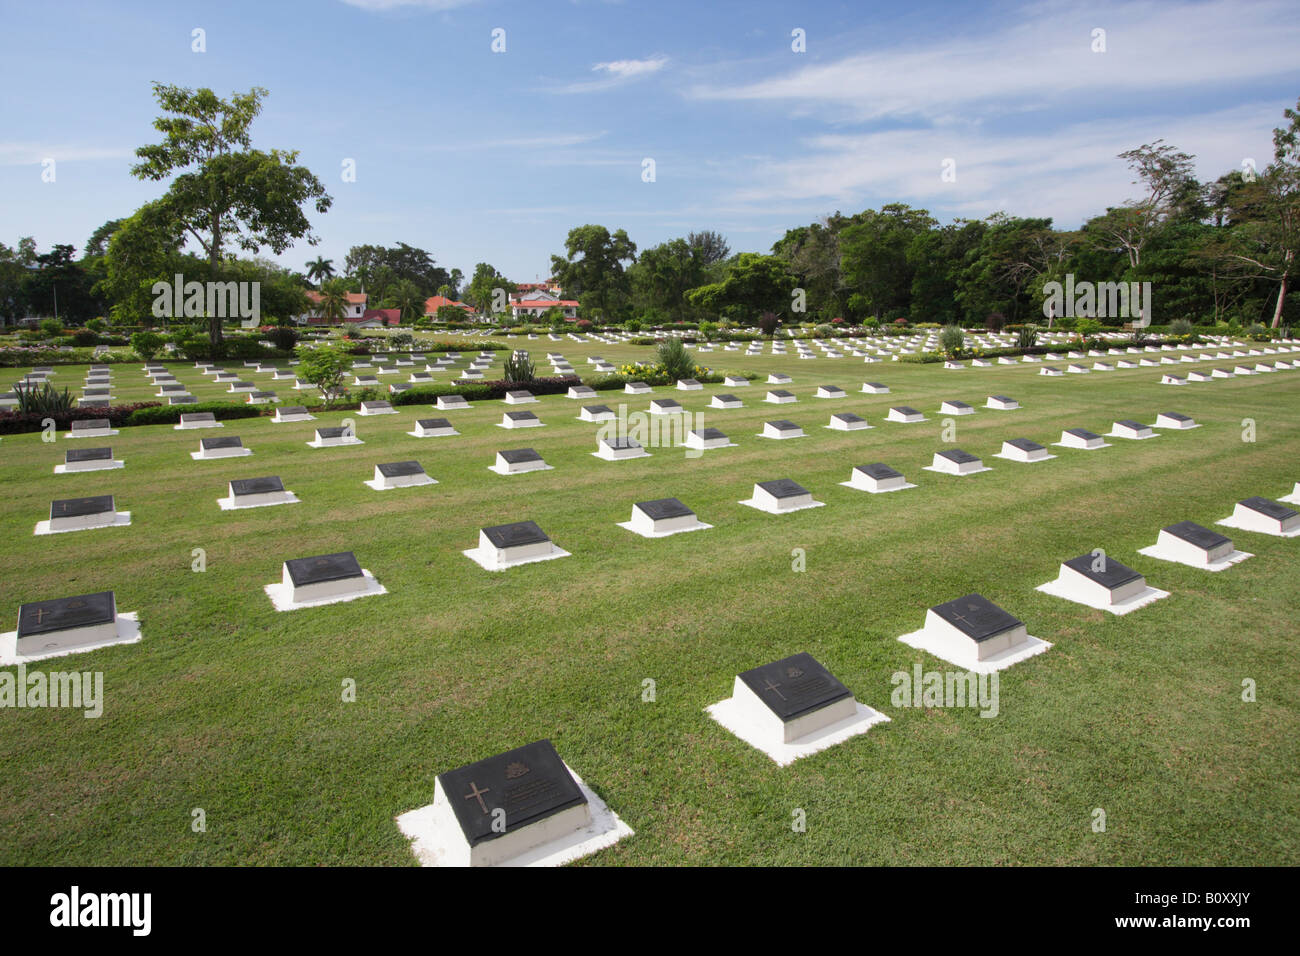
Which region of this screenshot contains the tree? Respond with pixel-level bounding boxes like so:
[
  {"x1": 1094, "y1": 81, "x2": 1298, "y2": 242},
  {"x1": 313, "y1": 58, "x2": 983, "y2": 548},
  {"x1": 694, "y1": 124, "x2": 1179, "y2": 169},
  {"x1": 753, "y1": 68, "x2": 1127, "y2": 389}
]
[
  {"x1": 305, "y1": 257, "x2": 335, "y2": 286},
  {"x1": 466, "y1": 262, "x2": 515, "y2": 316},
  {"x1": 1207, "y1": 99, "x2": 1300, "y2": 327},
  {"x1": 294, "y1": 344, "x2": 351, "y2": 404},
  {"x1": 131, "y1": 83, "x2": 332, "y2": 350},
  {"x1": 316, "y1": 279, "x2": 351, "y2": 322},
  {"x1": 550, "y1": 225, "x2": 637, "y2": 320},
  {"x1": 345, "y1": 242, "x2": 448, "y2": 297},
  {"x1": 839, "y1": 204, "x2": 938, "y2": 320},
  {"x1": 130, "y1": 330, "x2": 165, "y2": 360},
  {"x1": 97, "y1": 201, "x2": 190, "y2": 325},
  {"x1": 687, "y1": 230, "x2": 730, "y2": 266},
  {"x1": 386, "y1": 279, "x2": 425, "y2": 324},
  {"x1": 686, "y1": 253, "x2": 797, "y2": 320},
  {"x1": 1087, "y1": 140, "x2": 1197, "y2": 269},
  {"x1": 629, "y1": 238, "x2": 706, "y2": 321}
]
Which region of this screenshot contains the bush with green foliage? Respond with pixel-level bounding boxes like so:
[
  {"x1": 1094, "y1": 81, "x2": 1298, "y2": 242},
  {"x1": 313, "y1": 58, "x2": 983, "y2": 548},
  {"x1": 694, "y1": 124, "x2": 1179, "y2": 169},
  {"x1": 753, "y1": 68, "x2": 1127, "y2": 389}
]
[
  {"x1": 130, "y1": 331, "x2": 166, "y2": 361},
  {"x1": 294, "y1": 344, "x2": 352, "y2": 405},
  {"x1": 1167, "y1": 318, "x2": 1194, "y2": 337},
  {"x1": 757, "y1": 312, "x2": 781, "y2": 337},
  {"x1": 657, "y1": 337, "x2": 695, "y2": 381},
  {"x1": 266, "y1": 326, "x2": 299, "y2": 351},
  {"x1": 939, "y1": 324, "x2": 965, "y2": 355},
  {"x1": 1016, "y1": 325, "x2": 1040, "y2": 349},
  {"x1": 504, "y1": 350, "x2": 536, "y2": 384},
  {"x1": 14, "y1": 381, "x2": 75, "y2": 416},
  {"x1": 38, "y1": 319, "x2": 62, "y2": 338},
  {"x1": 389, "y1": 332, "x2": 414, "y2": 349}
]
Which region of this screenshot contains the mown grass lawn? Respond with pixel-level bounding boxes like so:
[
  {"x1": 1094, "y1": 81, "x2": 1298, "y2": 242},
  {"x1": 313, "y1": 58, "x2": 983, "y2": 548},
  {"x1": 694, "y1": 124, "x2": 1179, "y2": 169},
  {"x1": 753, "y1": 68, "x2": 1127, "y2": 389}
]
[{"x1": 1, "y1": 338, "x2": 1298, "y2": 865}]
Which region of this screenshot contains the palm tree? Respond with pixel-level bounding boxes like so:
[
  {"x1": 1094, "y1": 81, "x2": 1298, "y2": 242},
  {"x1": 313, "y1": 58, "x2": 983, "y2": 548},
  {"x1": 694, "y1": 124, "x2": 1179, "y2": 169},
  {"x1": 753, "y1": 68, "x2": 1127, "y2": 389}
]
[
  {"x1": 306, "y1": 257, "x2": 335, "y2": 287},
  {"x1": 388, "y1": 279, "x2": 424, "y2": 324},
  {"x1": 317, "y1": 279, "x2": 350, "y2": 323}
]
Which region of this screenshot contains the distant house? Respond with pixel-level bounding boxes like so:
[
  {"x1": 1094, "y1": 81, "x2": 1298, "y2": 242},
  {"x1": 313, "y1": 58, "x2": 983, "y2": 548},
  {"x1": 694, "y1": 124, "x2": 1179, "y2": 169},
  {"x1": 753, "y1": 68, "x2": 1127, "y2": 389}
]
[
  {"x1": 423, "y1": 295, "x2": 476, "y2": 319},
  {"x1": 508, "y1": 288, "x2": 580, "y2": 320},
  {"x1": 295, "y1": 291, "x2": 369, "y2": 326}
]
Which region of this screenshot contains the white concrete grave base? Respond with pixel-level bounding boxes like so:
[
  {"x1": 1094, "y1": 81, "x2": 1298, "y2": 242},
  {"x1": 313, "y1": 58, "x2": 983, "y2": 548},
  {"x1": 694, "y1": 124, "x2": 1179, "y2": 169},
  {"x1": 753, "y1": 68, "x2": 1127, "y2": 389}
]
[
  {"x1": 923, "y1": 463, "x2": 993, "y2": 476},
  {"x1": 1279, "y1": 482, "x2": 1300, "y2": 505},
  {"x1": 0, "y1": 612, "x2": 141, "y2": 666},
  {"x1": 64, "y1": 428, "x2": 117, "y2": 439},
  {"x1": 839, "y1": 477, "x2": 916, "y2": 494},
  {"x1": 264, "y1": 571, "x2": 386, "y2": 611},
  {"x1": 395, "y1": 763, "x2": 633, "y2": 867},
  {"x1": 174, "y1": 420, "x2": 223, "y2": 430},
  {"x1": 591, "y1": 446, "x2": 650, "y2": 461},
  {"x1": 34, "y1": 512, "x2": 131, "y2": 536},
  {"x1": 218, "y1": 491, "x2": 299, "y2": 510},
  {"x1": 1136, "y1": 542, "x2": 1252, "y2": 572},
  {"x1": 705, "y1": 696, "x2": 889, "y2": 767},
  {"x1": 364, "y1": 474, "x2": 438, "y2": 491},
  {"x1": 1035, "y1": 574, "x2": 1169, "y2": 616},
  {"x1": 191, "y1": 447, "x2": 252, "y2": 460},
  {"x1": 462, "y1": 543, "x2": 571, "y2": 571},
  {"x1": 617, "y1": 514, "x2": 712, "y2": 538},
  {"x1": 306, "y1": 437, "x2": 363, "y2": 448},
  {"x1": 897, "y1": 625, "x2": 1050, "y2": 674},
  {"x1": 737, "y1": 495, "x2": 825, "y2": 515},
  {"x1": 1216, "y1": 512, "x2": 1300, "y2": 538},
  {"x1": 54, "y1": 460, "x2": 124, "y2": 474}
]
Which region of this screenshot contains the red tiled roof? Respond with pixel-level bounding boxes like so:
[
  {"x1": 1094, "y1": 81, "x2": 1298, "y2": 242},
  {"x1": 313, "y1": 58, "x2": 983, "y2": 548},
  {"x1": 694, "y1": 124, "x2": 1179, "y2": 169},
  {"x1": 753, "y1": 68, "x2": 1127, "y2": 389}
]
[
  {"x1": 306, "y1": 290, "x2": 367, "y2": 305},
  {"x1": 516, "y1": 299, "x2": 579, "y2": 308},
  {"x1": 359, "y1": 308, "x2": 401, "y2": 326},
  {"x1": 424, "y1": 295, "x2": 474, "y2": 314}
]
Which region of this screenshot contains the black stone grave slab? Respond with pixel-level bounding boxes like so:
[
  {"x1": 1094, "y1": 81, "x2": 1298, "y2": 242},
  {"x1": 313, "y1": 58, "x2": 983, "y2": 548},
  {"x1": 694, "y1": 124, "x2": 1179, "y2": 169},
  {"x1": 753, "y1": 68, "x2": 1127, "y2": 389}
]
[
  {"x1": 66, "y1": 447, "x2": 111, "y2": 463},
  {"x1": 930, "y1": 594, "x2": 1022, "y2": 643},
  {"x1": 361, "y1": 401, "x2": 392, "y2": 410},
  {"x1": 50, "y1": 495, "x2": 114, "y2": 519},
  {"x1": 285, "y1": 551, "x2": 363, "y2": 587},
  {"x1": 250, "y1": 391, "x2": 275, "y2": 399},
  {"x1": 833, "y1": 413, "x2": 864, "y2": 423},
  {"x1": 945, "y1": 400, "x2": 971, "y2": 409},
  {"x1": 377, "y1": 461, "x2": 424, "y2": 478},
  {"x1": 159, "y1": 384, "x2": 185, "y2": 392},
  {"x1": 1160, "y1": 412, "x2": 1191, "y2": 422},
  {"x1": 938, "y1": 448, "x2": 980, "y2": 464},
  {"x1": 17, "y1": 591, "x2": 116, "y2": 639},
  {"x1": 506, "y1": 391, "x2": 534, "y2": 400},
  {"x1": 482, "y1": 520, "x2": 550, "y2": 549},
  {"x1": 439, "y1": 739, "x2": 587, "y2": 847},
  {"x1": 1116, "y1": 419, "x2": 1147, "y2": 430},
  {"x1": 636, "y1": 498, "x2": 693, "y2": 521},
  {"x1": 858, "y1": 463, "x2": 901, "y2": 480},
  {"x1": 182, "y1": 413, "x2": 216, "y2": 424},
  {"x1": 1163, "y1": 521, "x2": 1230, "y2": 550},
  {"x1": 768, "y1": 390, "x2": 795, "y2": 398},
  {"x1": 757, "y1": 478, "x2": 809, "y2": 499},
  {"x1": 279, "y1": 406, "x2": 309, "y2": 416},
  {"x1": 505, "y1": 411, "x2": 538, "y2": 421},
  {"x1": 1063, "y1": 553, "x2": 1142, "y2": 589},
  {"x1": 170, "y1": 396, "x2": 197, "y2": 404},
  {"x1": 893, "y1": 406, "x2": 921, "y2": 416},
  {"x1": 231, "y1": 476, "x2": 285, "y2": 497},
  {"x1": 417, "y1": 418, "x2": 452, "y2": 430},
  {"x1": 768, "y1": 420, "x2": 800, "y2": 431},
  {"x1": 1238, "y1": 496, "x2": 1298, "y2": 521},
  {"x1": 1006, "y1": 438, "x2": 1044, "y2": 452},
  {"x1": 1065, "y1": 428, "x2": 1100, "y2": 440},
  {"x1": 991, "y1": 395, "x2": 1015, "y2": 403},
  {"x1": 696, "y1": 427, "x2": 728, "y2": 440},
  {"x1": 72, "y1": 419, "x2": 110, "y2": 431},
  {"x1": 866, "y1": 383, "x2": 888, "y2": 389},
  {"x1": 737, "y1": 652, "x2": 853, "y2": 723},
  {"x1": 498, "y1": 448, "x2": 541, "y2": 464},
  {"x1": 316, "y1": 427, "x2": 351, "y2": 439},
  {"x1": 602, "y1": 437, "x2": 641, "y2": 450},
  {"x1": 201, "y1": 436, "x2": 243, "y2": 450}
]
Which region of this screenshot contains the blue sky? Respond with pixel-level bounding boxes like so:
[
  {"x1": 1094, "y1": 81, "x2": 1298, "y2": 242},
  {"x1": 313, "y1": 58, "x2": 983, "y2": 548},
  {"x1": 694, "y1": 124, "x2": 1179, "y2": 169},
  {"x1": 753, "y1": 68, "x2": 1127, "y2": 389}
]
[{"x1": 1, "y1": 0, "x2": 1298, "y2": 283}]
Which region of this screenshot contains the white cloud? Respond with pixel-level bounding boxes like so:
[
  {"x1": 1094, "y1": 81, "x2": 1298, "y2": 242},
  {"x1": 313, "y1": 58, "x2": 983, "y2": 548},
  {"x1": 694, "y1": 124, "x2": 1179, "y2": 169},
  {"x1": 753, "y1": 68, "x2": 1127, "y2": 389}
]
[
  {"x1": 689, "y1": 0, "x2": 1300, "y2": 123},
  {"x1": 551, "y1": 56, "x2": 669, "y2": 93},
  {"x1": 0, "y1": 143, "x2": 132, "y2": 166}
]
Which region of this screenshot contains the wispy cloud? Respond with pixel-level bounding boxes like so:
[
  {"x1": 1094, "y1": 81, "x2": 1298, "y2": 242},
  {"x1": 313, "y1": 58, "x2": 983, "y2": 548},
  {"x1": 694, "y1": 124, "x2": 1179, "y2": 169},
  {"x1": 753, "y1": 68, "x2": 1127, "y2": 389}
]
[
  {"x1": 416, "y1": 131, "x2": 608, "y2": 152},
  {"x1": 551, "y1": 55, "x2": 669, "y2": 94},
  {"x1": 689, "y1": 0, "x2": 1300, "y2": 123},
  {"x1": 0, "y1": 143, "x2": 132, "y2": 166}
]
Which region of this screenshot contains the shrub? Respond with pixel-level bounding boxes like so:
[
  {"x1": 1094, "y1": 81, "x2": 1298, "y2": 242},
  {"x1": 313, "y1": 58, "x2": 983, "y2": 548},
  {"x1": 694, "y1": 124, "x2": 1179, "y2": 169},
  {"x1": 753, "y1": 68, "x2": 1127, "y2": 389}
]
[
  {"x1": 1075, "y1": 318, "x2": 1103, "y2": 338},
  {"x1": 757, "y1": 312, "x2": 781, "y2": 337},
  {"x1": 625, "y1": 319, "x2": 642, "y2": 332},
  {"x1": 1168, "y1": 318, "x2": 1194, "y2": 337},
  {"x1": 390, "y1": 375, "x2": 580, "y2": 406},
  {"x1": 130, "y1": 331, "x2": 166, "y2": 361},
  {"x1": 72, "y1": 329, "x2": 100, "y2": 347},
  {"x1": 124, "y1": 402, "x2": 264, "y2": 427},
  {"x1": 86, "y1": 318, "x2": 106, "y2": 333},
  {"x1": 657, "y1": 337, "x2": 695, "y2": 381},
  {"x1": 939, "y1": 324, "x2": 965, "y2": 355},
  {"x1": 390, "y1": 332, "x2": 414, "y2": 349},
  {"x1": 14, "y1": 381, "x2": 75, "y2": 416},
  {"x1": 294, "y1": 344, "x2": 352, "y2": 405},
  {"x1": 1016, "y1": 325, "x2": 1040, "y2": 349},
  {"x1": 39, "y1": 319, "x2": 62, "y2": 338},
  {"x1": 504, "y1": 350, "x2": 536, "y2": 384},
  {"x1": 266, "y1": 326, "x2": 299, "y2": 351},
  {"x1": 985, "y1": 312, "x2": 1006, "y2": 332}
]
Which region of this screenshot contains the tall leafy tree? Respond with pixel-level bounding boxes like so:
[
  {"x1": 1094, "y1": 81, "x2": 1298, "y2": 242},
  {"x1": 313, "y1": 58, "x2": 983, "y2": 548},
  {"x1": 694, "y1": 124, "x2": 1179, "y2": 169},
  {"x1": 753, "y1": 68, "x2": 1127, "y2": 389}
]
[
  {"x1": 629, "y1": 238, "x2": 706, "y2": 321},
  {"x1": 550, "y1": 225, "x2": 637, "y2": 320},
  {"x1": 686, "y1": 253, "x2": 797, "y2": 320},
  {"x1": 131, "y1": 83, "x2": 332, "y2": 349},
  {"x1": 466, "y1": 262, "x2": 514, "y2": 316},
  {"x1": 839, "y1": 204, "x2": 937, "y2": 320},
  {"x1": 305, "y1": 257, "x2": 335, "y2": 286}
]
